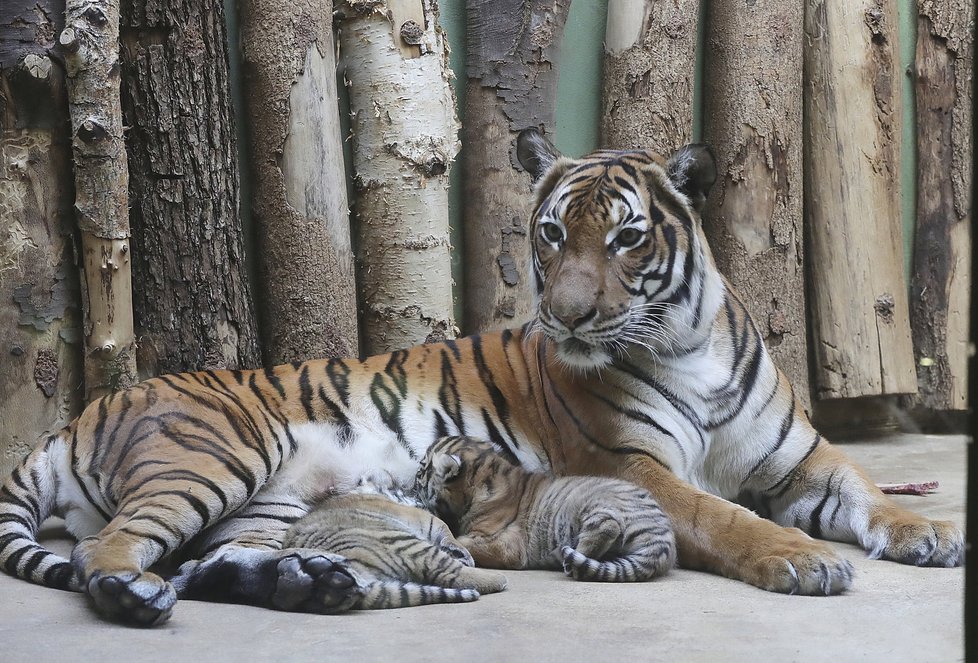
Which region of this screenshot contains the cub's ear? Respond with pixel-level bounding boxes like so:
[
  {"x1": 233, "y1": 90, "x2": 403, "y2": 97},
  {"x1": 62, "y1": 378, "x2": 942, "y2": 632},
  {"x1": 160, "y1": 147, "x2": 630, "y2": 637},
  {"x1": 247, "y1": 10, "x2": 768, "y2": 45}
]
[
  {"x1": 665, "y1": 144, "x2": 716, "y2": 212},
  {"x1": 517, "y1": 128, "x2": 562, "y2": 181},
  {"x1": 434, "y1": 453, "x2": 462, "y2": 482}
]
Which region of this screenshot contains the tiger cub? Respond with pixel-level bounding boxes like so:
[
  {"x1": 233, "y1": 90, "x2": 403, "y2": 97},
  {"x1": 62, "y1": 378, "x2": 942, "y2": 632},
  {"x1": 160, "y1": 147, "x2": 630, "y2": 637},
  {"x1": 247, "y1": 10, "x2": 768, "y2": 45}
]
[
  {"x1": 281, "y1": 488, "x2": 507, "y2": 609},
  {"x1": 416, "y1": 436, "x2": 676, "y2": 582}
]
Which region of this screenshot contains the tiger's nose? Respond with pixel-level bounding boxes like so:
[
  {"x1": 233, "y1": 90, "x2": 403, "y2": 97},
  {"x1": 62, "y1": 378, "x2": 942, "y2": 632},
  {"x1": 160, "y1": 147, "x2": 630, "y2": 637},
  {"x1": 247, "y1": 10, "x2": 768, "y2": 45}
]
[{"x1": 551, "y1": 306, "x2": 597, "y2": 331}]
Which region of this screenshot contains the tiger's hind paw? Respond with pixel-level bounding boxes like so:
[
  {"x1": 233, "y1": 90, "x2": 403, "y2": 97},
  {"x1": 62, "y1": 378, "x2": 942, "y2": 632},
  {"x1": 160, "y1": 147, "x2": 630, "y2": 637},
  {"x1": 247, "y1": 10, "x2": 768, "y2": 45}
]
[
  {"x1": 872, "y1": 519, "x2": 964, "y2": 567},
  {"x1": 271, "y1": 551, "x2": 364, "y2": 614},
  {"x1": 86, "y1": 570, "x2": 176, "y2": 626}
]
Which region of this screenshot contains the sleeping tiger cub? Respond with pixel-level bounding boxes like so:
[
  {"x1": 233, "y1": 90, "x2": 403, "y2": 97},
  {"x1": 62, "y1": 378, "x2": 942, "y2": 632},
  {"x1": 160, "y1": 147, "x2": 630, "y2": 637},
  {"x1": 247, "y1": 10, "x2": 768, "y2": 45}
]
[
  {"x1": 417, "y1": 436, "x2": 676, "y2": 582},
  {"x1": 278, "y1": 490, "x2": 507, "y2": 609},
  {"x1": 0, "y1": 129, "x2": 962, "y2": 626}
]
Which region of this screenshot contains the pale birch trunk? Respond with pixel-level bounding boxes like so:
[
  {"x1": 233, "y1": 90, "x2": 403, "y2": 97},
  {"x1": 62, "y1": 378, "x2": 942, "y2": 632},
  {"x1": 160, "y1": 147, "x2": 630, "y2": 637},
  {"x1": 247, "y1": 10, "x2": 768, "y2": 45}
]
[
  {"x1": 909, "y1": 0, "x2": 973, "y2": 411},
  {"x1": 60, "y1": 0, "x2": 138, "y2": 401},
  {"x1": 704, "y1": 0, "x2": 810, "y2": 410},
  {"x1": 462, "y1": 0, "x2": 571, "y2": 333},
  {"x1": 241, "y1": 0, "x2": 359, "y2": 364},
  {"x1": 601, "y1": 0, "x2": 698, "y2": 153},
  {"x1": 0, "y1": 0, "x2": 84, "y2": 477},
  {"x1": 338, "y1": 0, "x2": 459, "y2": 354},
  {"x1": 805, "y1": 0, "x2": 918, "y2": 399}
]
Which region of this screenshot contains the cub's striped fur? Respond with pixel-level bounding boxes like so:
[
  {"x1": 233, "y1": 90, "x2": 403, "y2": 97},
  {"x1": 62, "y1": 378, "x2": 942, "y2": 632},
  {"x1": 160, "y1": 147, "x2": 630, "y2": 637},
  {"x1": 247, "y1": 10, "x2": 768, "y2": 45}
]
[
  {"x1": 417, "y1": 436, "x2": 675, "y2": 582},
  {"x1": 0, "y1": 129, "x2": 962, "y2": 626},
  {"x1": 281, "y1": 491, "x2": 507, "y2": 609}
]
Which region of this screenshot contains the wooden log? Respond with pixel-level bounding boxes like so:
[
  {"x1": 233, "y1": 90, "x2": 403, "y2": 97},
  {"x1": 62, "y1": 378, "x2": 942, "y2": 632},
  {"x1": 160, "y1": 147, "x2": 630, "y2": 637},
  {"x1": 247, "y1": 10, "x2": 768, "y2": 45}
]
[
  {"x1": 119, "y1": 0, "x2": 261, "y2": 377},
  {"x1": 337, "y1": 0, "x2": 459, "y2": 354},
  {"x1": 909, "y1": 0, "x2": 973, "y2": 411},
  {"x1": 804, "y1": 0, "x2": 918, "y2": 399},
  {"x1": 703, "y1": 0, "x2": 811, "y2": 410},
  {"x1": 462, "y1": 0, "x2": 571, "y2": 334},
  {"x1": 0, "y1": 0, "x2": 84, "y2": 478},
  {"x1": 601, "y1": 0, "x2": 698, "y2": 153},
  {"x1": 240, "y1": 0, "x2": 359, "y2": 364},
  {"x1": 61, "y1": 0, "x2": 138, "y2": 401}
]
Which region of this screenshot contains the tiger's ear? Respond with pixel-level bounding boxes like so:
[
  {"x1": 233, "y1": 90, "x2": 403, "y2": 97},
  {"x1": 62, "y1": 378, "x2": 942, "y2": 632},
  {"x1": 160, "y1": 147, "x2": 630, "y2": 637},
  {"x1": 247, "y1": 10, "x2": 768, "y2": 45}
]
[
  {"x1": 517, "y1": 128, "x2": 561, "y2": 180},
  {"x1": 666, "y1": 144, "x2": 716, "y2": 212},
  {"x1": 434, "y1": 453, "x2": 462, "y2": 482}
]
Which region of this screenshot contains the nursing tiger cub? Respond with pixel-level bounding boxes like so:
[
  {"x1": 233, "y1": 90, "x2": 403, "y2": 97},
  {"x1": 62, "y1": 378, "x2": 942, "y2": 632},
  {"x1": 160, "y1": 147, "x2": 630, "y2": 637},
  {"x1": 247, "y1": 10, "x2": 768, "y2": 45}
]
[
  {"x1": 417, "y1": 436, "x2": 676, "y2": 582},
  {"x1": 0, "y1": 129, "x2": 962, "y2": 626},
  {"x1": 281, "y1": 491, "x2": 507, "y2": 609}
]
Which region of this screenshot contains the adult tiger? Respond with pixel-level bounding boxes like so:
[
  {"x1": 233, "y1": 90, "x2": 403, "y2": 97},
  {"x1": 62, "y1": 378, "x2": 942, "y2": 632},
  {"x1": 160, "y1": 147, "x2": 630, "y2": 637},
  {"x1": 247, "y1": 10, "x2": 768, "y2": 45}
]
[{"x1": 0, "y1": 130, "x2": 962, "y2": 626}]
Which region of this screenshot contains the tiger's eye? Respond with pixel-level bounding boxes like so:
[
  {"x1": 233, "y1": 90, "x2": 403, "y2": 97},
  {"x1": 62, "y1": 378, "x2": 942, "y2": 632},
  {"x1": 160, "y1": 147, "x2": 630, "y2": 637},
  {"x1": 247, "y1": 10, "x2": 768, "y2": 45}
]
[
  {"x1": 616, "y1": 227, "x2": 643, "y2": 248},
  {"x1": 541, "y1": 223, "x2": 563, "y2": 244}
]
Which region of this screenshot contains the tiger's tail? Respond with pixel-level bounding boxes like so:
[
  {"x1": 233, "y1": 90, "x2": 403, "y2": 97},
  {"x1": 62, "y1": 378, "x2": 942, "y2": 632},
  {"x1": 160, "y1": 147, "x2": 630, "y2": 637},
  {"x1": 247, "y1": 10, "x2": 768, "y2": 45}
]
[
  {"x1": 560, "y1": 543, "x2": 675, "y2": 583},
  {"x1": 0, "y1": 435, "x2": 79, "y2": 591},
  {"x1": 357, "y1": 581, "x2": 480, "y2": 609}
]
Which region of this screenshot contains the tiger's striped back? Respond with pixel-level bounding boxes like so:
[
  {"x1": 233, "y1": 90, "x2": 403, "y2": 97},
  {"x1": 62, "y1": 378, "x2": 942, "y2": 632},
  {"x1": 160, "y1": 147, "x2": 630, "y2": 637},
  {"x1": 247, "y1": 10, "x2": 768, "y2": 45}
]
[{"x1": 283, "y1": 492, "x2": 506, "y2": 609}]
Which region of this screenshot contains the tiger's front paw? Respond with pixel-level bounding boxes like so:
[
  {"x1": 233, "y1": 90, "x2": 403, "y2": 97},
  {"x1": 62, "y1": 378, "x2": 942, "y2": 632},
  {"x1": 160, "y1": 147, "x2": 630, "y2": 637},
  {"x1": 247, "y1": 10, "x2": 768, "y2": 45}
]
[
  {"x1": 871, "y1": 519, "x2": 964, "y2": 567},
  {"x1": 272, "y1": 552, "x2": 364, "y2": 614},
  {"x1": 86, "y1": 570, "x2": 177, "y2": 626},
  {"x1": 747, "y1": 529, "x2": 853, "y2": 596}
]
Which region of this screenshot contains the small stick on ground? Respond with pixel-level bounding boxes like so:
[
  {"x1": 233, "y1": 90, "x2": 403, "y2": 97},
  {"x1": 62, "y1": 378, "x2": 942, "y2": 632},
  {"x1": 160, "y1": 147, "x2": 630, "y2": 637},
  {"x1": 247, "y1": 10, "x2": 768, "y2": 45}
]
[{"x1": 877, "y1": 481, "x2": 940, "y2": 496}]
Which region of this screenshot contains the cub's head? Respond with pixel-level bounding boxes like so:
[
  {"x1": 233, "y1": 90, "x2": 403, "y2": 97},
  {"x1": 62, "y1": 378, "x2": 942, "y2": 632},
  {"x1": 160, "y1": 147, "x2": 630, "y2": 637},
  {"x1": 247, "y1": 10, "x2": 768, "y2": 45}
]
[
  {"x1": 415, "y1": 436, "x2": 520, "y2": 527},
  {"x1": 516, "y1": 129, "x2": 717, "y2": 370}
]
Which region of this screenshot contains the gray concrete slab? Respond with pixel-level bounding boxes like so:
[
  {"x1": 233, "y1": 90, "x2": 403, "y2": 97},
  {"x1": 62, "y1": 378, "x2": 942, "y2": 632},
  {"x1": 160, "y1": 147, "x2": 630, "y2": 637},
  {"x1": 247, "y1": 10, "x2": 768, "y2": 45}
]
[{"x1": 0, "y1": 434, "x2": 967, "y2": 663}]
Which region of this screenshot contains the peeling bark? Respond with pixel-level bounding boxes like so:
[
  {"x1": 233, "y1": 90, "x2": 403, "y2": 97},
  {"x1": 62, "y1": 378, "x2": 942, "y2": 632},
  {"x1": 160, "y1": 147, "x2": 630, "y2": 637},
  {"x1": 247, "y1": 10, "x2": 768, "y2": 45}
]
[
  {"x1": 337, "y1": 0, "x2": 459, "y2": 354},
  {"x1": 805, "y1": 0, "x2": 918, "y2": 399},
  {"x1": 0, "y1": 0, "x2": 84, "y2": 478},
  {"x1": 61, "y1": 0, "x2": 138, "y2": 401},
  {"x1": 119, "y1": 0, "x2": 261, "y2": 377},
  {"x1": 703, "y1": 0, "x2": 810, "y2": 410},
  {"x1": 241, "y1": 0, "x2": 359, "y2": 364},
  {"x1": 601, "y1": 0, "x2": 698, "y2": 153},
  {"x1": 909, "y1": 0, "x2": 973, "y2": 411},
  {"x1": 462, "y1": 0, "x2": 571, "y2": 333}
]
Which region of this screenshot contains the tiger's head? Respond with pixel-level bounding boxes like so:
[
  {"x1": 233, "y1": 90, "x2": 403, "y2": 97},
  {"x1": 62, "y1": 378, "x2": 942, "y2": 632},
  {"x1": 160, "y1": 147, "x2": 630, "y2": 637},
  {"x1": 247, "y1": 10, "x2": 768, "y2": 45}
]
[{"x1": 516, "y1": 129, "x2": 718, "y2": 370}]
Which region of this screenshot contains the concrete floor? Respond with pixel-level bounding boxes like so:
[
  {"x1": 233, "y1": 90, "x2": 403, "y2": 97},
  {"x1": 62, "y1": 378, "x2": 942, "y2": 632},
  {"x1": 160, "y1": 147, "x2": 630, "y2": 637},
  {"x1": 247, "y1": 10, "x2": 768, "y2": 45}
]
[{"x1": 0, "y1": 434, "x2": 967, "y2": 663}]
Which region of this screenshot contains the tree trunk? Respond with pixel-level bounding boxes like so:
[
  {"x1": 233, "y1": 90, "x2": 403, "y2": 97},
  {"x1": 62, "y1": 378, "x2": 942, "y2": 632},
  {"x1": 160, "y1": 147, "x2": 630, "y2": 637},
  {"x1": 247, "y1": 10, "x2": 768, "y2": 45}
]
[
  {"x1": 804, "y1": 0, "x2": 917, "y2": 399},
  {"x1": 119, "y1": 0, "x2": 261, "y2": 377},
  {"x1": 909, "y1": 0, "x2": 972, "y2": 411},
  {"x1": 60, "y1": 0, "x2": 138, "y2": 401},
  {"x1": 462, "y1": 0, "x2": 572, "y2": 334},
  {"x1": 702, "y1": 0, "x2": 811, "y2": 411},
  {"x1": 240, "y1": 0, "x2": 359, "y2": 364},
  {"x1": 601, "y1": 0, "x2": 698, "y2": 153},
  {"x1": 337, "y1": 0, "x2": 459, "y2": 354},
  {"x1": 0, "y1": 0, "x2": 84, "y2": 477}
]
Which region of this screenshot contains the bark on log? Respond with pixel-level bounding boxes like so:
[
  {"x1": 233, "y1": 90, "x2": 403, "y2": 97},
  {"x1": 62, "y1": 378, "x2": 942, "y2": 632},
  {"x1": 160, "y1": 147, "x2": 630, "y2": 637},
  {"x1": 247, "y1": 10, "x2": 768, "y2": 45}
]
[
  {"x1": 462, "y1": 0, "x2": 572, "y2": 333},
  {"x1": 804, "y1": 0, "x2": 918, "y2": 399},
  {"x1": 61, "y1": 0, "x2": 138, "y2": 401},
  {"x1": 119, "y1": 0, "x2": 261, "y2": 377},
  {"x1": 0, "y1": 0, "x2": 84, "y2": 478},
  {"x1": 703, "y1": 0, "x2": 811, "y2": 410},
  {"x1": 909, "y1": 0, "x2": 973, "y2": 411},
  {"x1": 337, "y1": 0, "x2": 459, "y2": 354},
  {"x1": 601, "y1": 0, "x2": 698, "y2": 153},
  {"x1": 241, "y1": 0, "x2": 359, "y2": 364}
]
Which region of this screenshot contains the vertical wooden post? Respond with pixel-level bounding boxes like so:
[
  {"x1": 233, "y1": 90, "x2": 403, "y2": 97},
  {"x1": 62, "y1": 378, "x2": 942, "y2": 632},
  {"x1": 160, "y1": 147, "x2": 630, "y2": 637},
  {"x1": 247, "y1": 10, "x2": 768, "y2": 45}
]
[
  {"x1": 61, "y1": 0, "x2": 138, "y2": 401},
  {"x1": 240, "y1": 0, "x2": 360, "y2": 364},
  {"x1": 601, "y1": 0, "x2": 698, "y2": 153},
  {"x1": 703, "y1": 0, "x2": 811, "y2": 410},
  {"x1": 337, "y1": 0, "x2": 459, "y2": 354},
  {"x1": 804, "y1": 0, "x2": 917, "y2": 399},
  {"x1": 462, "y1": 0, "x2": 572, "y2": 334},
  {"x1": 0, "y1": 0, "x2": 84, "y2": 477},
  {"x1": 909, "y1": 0, "x2": 973, "y2": 411}
]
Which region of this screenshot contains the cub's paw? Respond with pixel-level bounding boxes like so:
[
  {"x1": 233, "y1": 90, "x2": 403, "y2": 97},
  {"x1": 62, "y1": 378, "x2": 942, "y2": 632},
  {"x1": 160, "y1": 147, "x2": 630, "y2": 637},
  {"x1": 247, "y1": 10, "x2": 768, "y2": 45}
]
[
  {"x1": 271, "y1": 551, "x2": 364, "y2": 614},
  {"x1": 86, "y1": 570, "x2": 176, "y2": 626},
  {"x1": 748, "y1": 530, "x2": 854, "y2": 596},
  {"x1": 439, "y1": 541, "x2": 476, "y2": 567},
  {"x1": 872, "y1": 519, "x2": 964, "y2": 567}
]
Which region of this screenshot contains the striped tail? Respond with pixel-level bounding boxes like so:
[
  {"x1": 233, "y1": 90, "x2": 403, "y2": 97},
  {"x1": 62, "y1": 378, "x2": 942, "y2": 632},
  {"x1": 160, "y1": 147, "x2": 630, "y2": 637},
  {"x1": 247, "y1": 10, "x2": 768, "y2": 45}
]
[
  {"x1": 356, "y1": 581, "x2": 480, "y2": 609},
  {"x1": 560, "y1": 544, "x2": 674, "y2": 583},
  {"x1": 0, "y1": 436, "x2": 79, "y2": 591}
]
